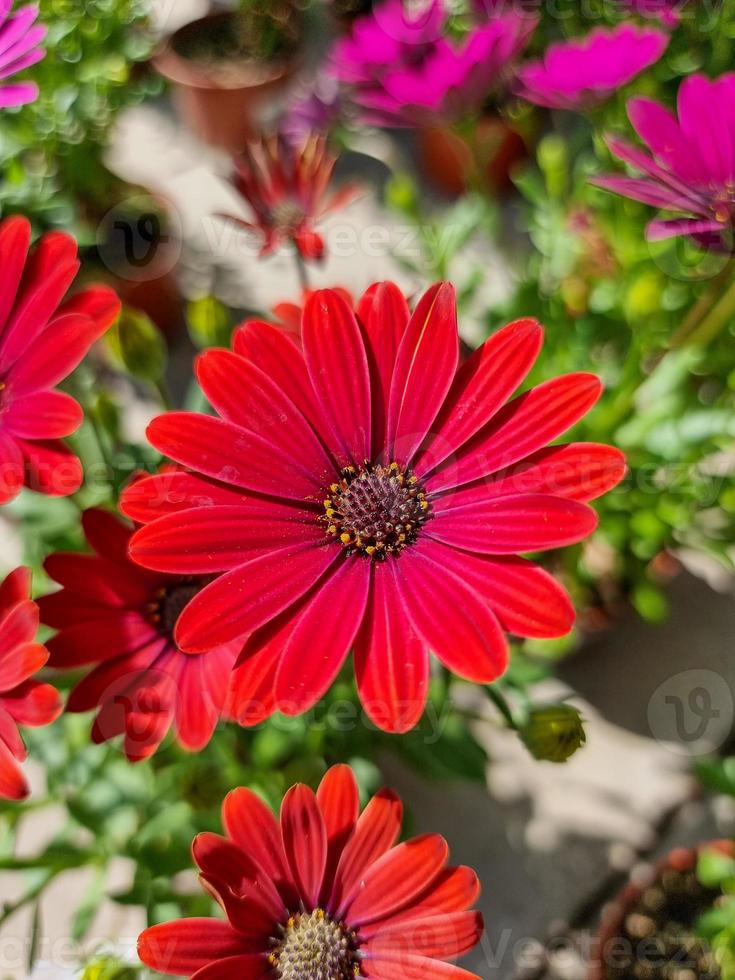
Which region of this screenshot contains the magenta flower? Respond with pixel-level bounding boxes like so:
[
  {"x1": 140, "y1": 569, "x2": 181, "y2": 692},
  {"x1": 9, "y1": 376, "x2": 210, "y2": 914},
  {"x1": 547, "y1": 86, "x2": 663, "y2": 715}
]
[
  {"x1": 332, "y1": 0, "x2": 446, "y2": 86},
  {"x1": 0, "y1": 0, "x2": 46, "y2": 109},
  {"x1": 591, "y1": 74, "x2": 735, "y2": 248},
  {"x1": 516, "y1": 24, "x2": 668, "y2": 110},
  {"x1": 620, "y1": 0, "x2": 685, "y2": 26},
  {"x1": 335, "y1": 11, "x2": 535, "y2": 127}
]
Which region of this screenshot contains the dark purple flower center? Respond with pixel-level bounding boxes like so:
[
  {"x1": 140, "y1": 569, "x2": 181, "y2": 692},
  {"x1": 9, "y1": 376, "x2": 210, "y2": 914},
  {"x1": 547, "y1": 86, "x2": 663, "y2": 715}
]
[
  {"x1": 322, "y1": 461, "x2": 431, "y2": 560},
  {"x1": 271, "y1": 200, "x2": 306, "y2": 235},
  {"x1": 270, "y1": 909, "x2": 360, "y2": 980},
  {"x1": 147, "y1": 581, "x2": 201, "y2": 637}
]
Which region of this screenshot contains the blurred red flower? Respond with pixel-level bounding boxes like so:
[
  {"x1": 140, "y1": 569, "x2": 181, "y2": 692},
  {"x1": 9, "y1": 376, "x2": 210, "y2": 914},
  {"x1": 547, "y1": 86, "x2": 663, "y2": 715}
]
[
  {"x1": 138, "y1": 764, "x2": 484, "y2": 979},
  {"x1": 0, "y1": 567, "x2": 61, "y2": 800},
  {"x1": 122, "y1": 282, "x2": 625, "y2": 734},
  {"x1": 0, "y1": 216, "x2": 120, "y2": 504},
  {"x1": 38, "y1": 508, "x2": 241, "y2": 761},
  {"x1": 220, "y1": 135, "x2": 360, "y2": 261}
]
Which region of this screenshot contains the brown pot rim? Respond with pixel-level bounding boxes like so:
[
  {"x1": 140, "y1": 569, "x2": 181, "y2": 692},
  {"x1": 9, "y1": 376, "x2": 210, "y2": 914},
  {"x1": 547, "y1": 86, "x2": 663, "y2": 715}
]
[
  {"x1": 152, "y1": 12, "x2": 299, "y2": 93},
  {"x1": 588, "y1": 840, "x2": 735, "y2": 980}
]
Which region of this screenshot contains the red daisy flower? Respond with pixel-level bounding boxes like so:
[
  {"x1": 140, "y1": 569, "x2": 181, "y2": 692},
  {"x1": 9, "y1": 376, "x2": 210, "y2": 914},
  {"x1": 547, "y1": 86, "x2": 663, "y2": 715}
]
[
  {"x1": 138, "y1": 764, "x2": 484, "y2": 979},
  {"x1": 0, "y1": 566, "x2": 62, "y2": 800},
  {"x1": 122, "y1": 282, "x2": 625, "y2": 734},
  {"x1": 220, "y1": 135, "x2": 360, "y2": 261},
  {"x1": 0, "y1": 215, "x2": 121, "y2": 504},
  {"x1": 37, "y1": 508, "x2": 241, "y2": 761}
]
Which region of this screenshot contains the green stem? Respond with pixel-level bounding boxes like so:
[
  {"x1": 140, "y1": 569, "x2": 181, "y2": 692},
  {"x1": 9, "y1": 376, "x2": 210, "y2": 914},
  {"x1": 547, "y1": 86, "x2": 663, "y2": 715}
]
[
  {"x1": 670, "y1": 258, "x2": 735, "y2": 348},
  {"x1": 154, "y1": 377, "x2": 175, "y2": 412},
  {"x1": 293, "y1": 250, "x2": 310, "y2": 293},
  {"x1": 676, "y1": 272, "x2": 735, "y2": 349},
  {"x1": 484, "y1": 685, "x2": 519, "y2": 731}
]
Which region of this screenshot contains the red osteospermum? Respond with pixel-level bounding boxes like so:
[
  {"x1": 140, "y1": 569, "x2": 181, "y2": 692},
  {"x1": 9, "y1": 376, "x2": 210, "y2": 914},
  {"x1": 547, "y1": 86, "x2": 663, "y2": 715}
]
[
  {"x1": 0, "y1": 567, "x2": 62, "y2": 800},
  {"x1": 0, "y1": 215, "x2": 120, "y2": 504},
  {"x1": 138, "y1": 764, "x2": 484, "y2": 979},
  {"x1": 37, "y1": 508, "x2": 241, "y2": 761},
  {"x1": 221, "y1": 135, "x2": 360, "y2": 261},
  {"x1": 122, "y1": 282, "x2": 625, "y2": 734}
]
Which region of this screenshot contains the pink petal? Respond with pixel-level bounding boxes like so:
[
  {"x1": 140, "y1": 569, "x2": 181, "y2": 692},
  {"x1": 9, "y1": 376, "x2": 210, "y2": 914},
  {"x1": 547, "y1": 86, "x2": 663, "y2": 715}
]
[
  {"x1": 303, "y1": 289, "x2": 372, "y2": 465},
  {"x1": 354, "y1": 562, "x2": 429, "y2": 734},
  {"x1": 386, "y1": 283, "x2": 459, "y2": 466}
]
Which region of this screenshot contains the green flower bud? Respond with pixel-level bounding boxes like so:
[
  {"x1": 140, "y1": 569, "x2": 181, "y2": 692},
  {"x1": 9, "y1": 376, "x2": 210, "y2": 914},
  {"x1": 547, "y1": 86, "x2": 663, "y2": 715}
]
[
  {"x1": 521, "y1": 704, "x2": 586, "y2": 763},
  {"x1": 108, "y1": 307, "x2": 167, "y2": 384},
  {"x1": 186, "y1": 296, "x2": 231, "y2": 350}
]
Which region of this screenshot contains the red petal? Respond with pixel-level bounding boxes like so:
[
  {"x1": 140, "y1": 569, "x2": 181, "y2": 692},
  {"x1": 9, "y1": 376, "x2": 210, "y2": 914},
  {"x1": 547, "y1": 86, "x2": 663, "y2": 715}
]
[
  {"x1": 225, "y1": 640, "x2": 280, "y2": 728},
  {"x1": 361, "y1": 866, "x2": 480, "y2": 938},
  {"x1": 43, "y1": 551, "x2": 150, "y2": 606},
  {"x1": 0, "y1": 680, "x2": 61, "y2": 727},
  {"x1": 415, "y1": 318, "x2": 542, "y2": 477},
  {"x1": 174, "y1": 543, "x2": 338, "y2": 653},
  {"x1": 280, "y1": 783, "x2": 327, "y2": 908},
  {"x1": 358, "y1": 282, "x2": 411, "y2": 450},
  {"x1": 174, "y1": 645, "x2": 238, "y2": 751},
  {"x1": 345, "y1": 834, "x2": 448, "y2": 926},
  {"x1": 196, "y1": 348, "x2": 335, "y2": 478},
  {"x1": 426, "y1": 373, "x2": 603, "y2": 493},
  {"x1": 274, "y1": 557, "x2": 369, "y2": 713},
  {"x1": 193, "y1": 832, "x2": 286, "y2": 924},
  {"x1": 9, "y1": 313, "x2": 101, "y2": 393},
  {"x1": 363, "y1": 952, "x2": 482, "y2": 979},
  {"x1": 332, "y1": 788, "x2": 403, "y2": 917},
  {"x1": 77, "y1": 509, "x2": 132, "y2": 566},
  {"x1": 0, "y1": 642, "x2": 48, "y2": 693},
  {"x1": 420, "y1": 541, "x2": 574, "y2": 639},
  {"x1": 0, "y1": 738, "x2": 28, "y2": 800},
  {"x1": 0, "y1": 234, "x2": 79, "y2": 372},
  {"x1": 65, "y1": 638, "x2": 167, "y2": 712},
  {"x1": 46, "y1": 615, "x2": 157, "y2": 668},
  {"x1": 59, "y1": 285, "x2": 120, "y2": 333},
  {"x1": 394, "y1": 545, "x2": 508, "y2": 683},
  {"x1": 0, "y1": 567, "x2": 30, "y2": 621},
  {"x1": 478, "y1": 443, "x2": 627, "y2": 502},
  {"x1": 303, "y1": 289, "x2": 372, "y2": 465},
  {"x1": 121, "y1": 471, "x2": 249, "y2": 524},
  {"x1": 138, "y1": 919, "x2": 253, "y2": 975},
  {"x1": 366, "y1": 909, "x2": 483, "y2": 959},
  {"x1": 0, "y1": 597, "x2": 38, "y2": 650},
  {"x1": 190, "y1": 955, "x2": 269, "y2": 980},
  {"x1": 147, "y1": 412, "x2": 332, "y2": 502},
  {"x1": 0, "y1": 215, "x2": 30, "y2": 335},
  {"x1": 19, "y1": 438, "x2": 83, "y2": 497},
  {"x1": 223, "y1": 787, "x2": 296, "y2": 901},
  {"x1": 429, "y1": 493, "x2": 599, "y2": 554},
  {"x1": 317, "y1": 765, "x2": 360, "y2": 902},
  {"x1": 232, "y1": 319, "x2": 322, "y2": 432},
  {"x1": 4, "y1": 389, "x2": 82, "y2": 439},
  {"x1": 386, "y1": 283, "x2": 458, "y2": 465},
  {"x1": 130, "y1": 504, "x2": 321, "y2": 574},
  {"x1": 0, "y1": 432, "x2": 24, "y2": 504},
  {"x1": 354, "y1": 562, "x2": 429, "y2": 734}
]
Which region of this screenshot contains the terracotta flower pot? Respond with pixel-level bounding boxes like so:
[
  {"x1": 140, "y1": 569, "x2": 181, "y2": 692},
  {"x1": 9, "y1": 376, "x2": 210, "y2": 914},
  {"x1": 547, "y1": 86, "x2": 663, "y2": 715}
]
[
  {"x1": 153, "y1": 13, "x2": 299, "y2": 154},
  {"x1": 589, "y1": 840, "x2": 734, "y2": 980},
  {"x1": 417, "y1": 115, "x2": 528, "y2": 198}
]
